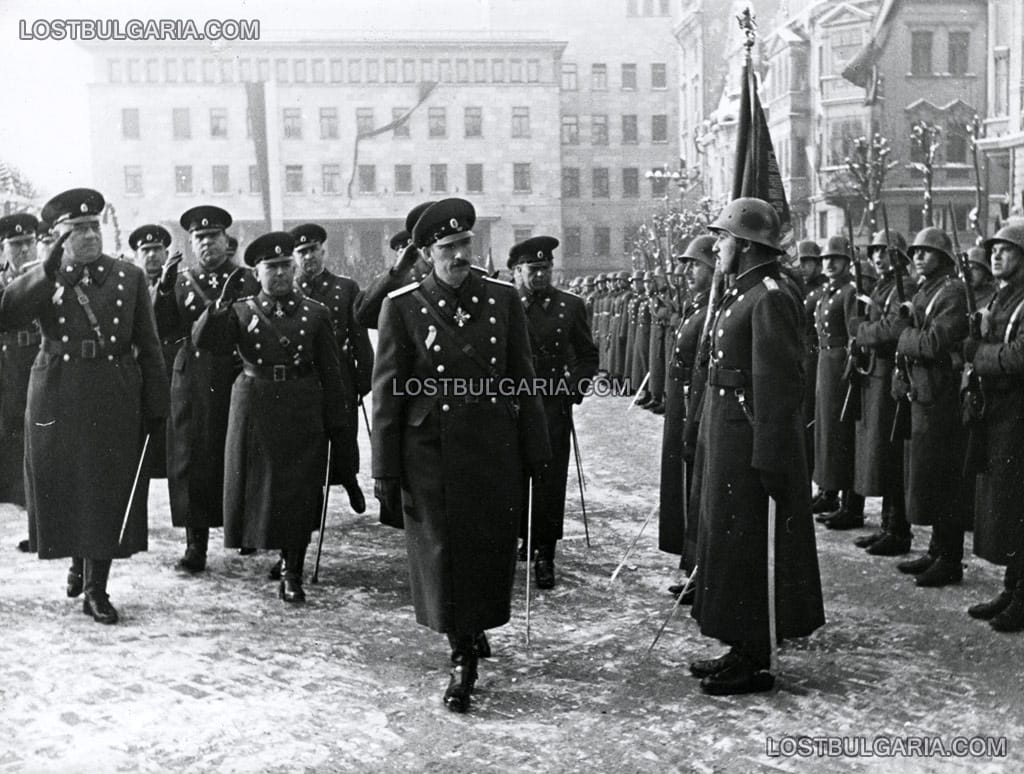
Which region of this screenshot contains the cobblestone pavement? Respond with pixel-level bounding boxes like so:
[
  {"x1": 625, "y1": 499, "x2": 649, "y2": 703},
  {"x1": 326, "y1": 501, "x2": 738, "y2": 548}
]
[{"x1": 1, "y1": 396, "x2": 1021, "y2": 773}]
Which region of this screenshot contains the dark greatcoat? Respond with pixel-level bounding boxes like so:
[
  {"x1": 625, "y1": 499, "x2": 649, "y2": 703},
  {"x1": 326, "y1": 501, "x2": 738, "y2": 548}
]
[
  {"x1": 372, "y1": 271, "x2": 551, "y2": 634},
  {"x1": 630, "y1": 296, "x2": 651, "y2": 390},
  {"x1": 801, "y1": 277, "x2": 826, "y2": 465},
  {"x1": 518, "y1": 286, "x2": 599, "y2": 545},
  {"x1": 691, "y1": 263, "x2": 824, "y2": 650},
  {"x1": 193, "y1": 291, "x2": 348, "y2": 550},
  {"x1": 143, "y1": 276, "x2": 179, "y2": 479},
  {"x1": 648, "y1": 293, "x2": 670, "y2": 399},
  {"x1": 971, "y1": 280, "x2": 1024, "y2": 564},
  {"x1": 353, "y1": 257, "x2": 431, "y2": 330},
  {"x1": 612, "y1": 291, "x2": 631, "y2": 379},
  {"x1": 0, "y1": 257, "x2": 168, "y2": 559},
  {"x1": 154, "y1": 263, "x2": 260, "y2": 529},
  {"x1": 812, "y1": 275, "x2": 858, "y2": 491}
]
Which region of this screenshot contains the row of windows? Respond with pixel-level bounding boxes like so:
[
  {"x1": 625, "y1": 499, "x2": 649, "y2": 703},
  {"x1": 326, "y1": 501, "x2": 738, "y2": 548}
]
[
  {"x1": 108, "y1": 55, "x2": 545, "y2": 86},
  {"x1": 560, "y1": 62, "x2": 667, "y2": 91},
  {"x1": 561, "y1": 167, "x2": 676, "y2": 198},
  {"x1": 910, "y1": 30, "x2": 972, "y2": 77},
  {"x1": 824, "y1": 116, "x2": 974, "y2": 168},
  {"x1": 561, "y1": 114, "x2": 668, "y2": 144},
  {"x1": 625, "y1": 0, "x2": 671, "y2": 16}
]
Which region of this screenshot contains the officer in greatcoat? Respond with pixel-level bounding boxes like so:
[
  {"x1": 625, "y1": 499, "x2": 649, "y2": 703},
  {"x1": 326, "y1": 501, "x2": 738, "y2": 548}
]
[
  {"x1": 646, "y1": 268, "x2": 671, "y2": 414},
  {"x1": 371, "y1": 198, "x2": 550, "y2": 713},
  {"x1": 688, "y1": 198, "x2": 824, "y2": 695},
  {"x1": 0, "y1": 188, "x2": 168, "y2": 623},
  {"x1": 797, "y1": 241, "x2": 827, "y2": 498},
  {"x1": 964, "y1": 224, "x2": 1024, "y2": 630},
  {"x1": 193, "y1": 232, "x2": 349, "y2": 603},
  {"x1": 153, "y1": 205, "x2": 259, "y2": 572},
  {"x1": 509, "y1": 236, "x2": 598, "y2": 589}
]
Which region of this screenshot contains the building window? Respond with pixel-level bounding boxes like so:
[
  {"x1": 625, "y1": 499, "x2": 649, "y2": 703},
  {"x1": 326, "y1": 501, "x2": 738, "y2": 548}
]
[
  {"x1": 439, "y1": 59, "x2": 452, "y2": 82},
  {"x1": 592, "y1": 168, "x2": 610, "y2": 198},
  {"x1": 465, "y1": 107, "x2": 483, "y2": 138},
  {"x1": 249, "y1": 165, "x2": 261, "y2": 193},
  {"x1": 212, "y1": 165, "x2": 230, "y2": 194},
  {"x1": 404, "y1": 59, "x2": 417, "y2": 83},
  {"x1": 512, "y1": 107, "x2": 530, "y2": 138},
  {"x1": 124, "y1": 166, "x2": 142, "y2": 195},
  {"x1": 564, "y1": 226, "x2": 582, "y2": 258},
  {"x1": 456, "y1": 59, "x2": 470, "y2": 82},
  {"x1": 175, "y1": 165, "x2": 193, "y2": 194},
  {"x1": 312, "y1": 59, "x2": 325, "y2": 82},
  {"x1": 621, "y1": 63, "x2": 637, "y2": 90},
  {"x1": 210, "y1": 108, "x2": 228, "y2": 138},
  {"x1": 594, "y1": 227, "x2": 611, "y2": 256},
  {"x1": 561, "y1": 63, "x2": 578, "y2": 91},
  {"x1": 651, "y1": 63, "x2": 667, "y2": 89},
  {"x1": 651, "y1": 114, "x2": 668, "y2": 143},
  {"x1": 122, "y1": 108, "x2": 140, "y2": 139},
  {"x1": 514, "y1": 228, "x2": 533, "y2": 244},
  {"x1": 621, "y1": 114, "x2": 638, "y2": 144},
  {"x1": 466, "y1": 164, "x2": 484, "y2": 193},
  {"x1": 127, "y1": 59, "x2": 141, "y2": 82},
  {"x1": 591, "y1": 115, "x2": 609, "y2": 145},
  {"x1": 492, "y1": 59, "x2": 505, "y2": 82},
  {"x1": 275, "y1": 59, "x2": 289, "y2": 83},
  {"x1": 911, "y1": 31, "x2": 933, "y2": 75},
  {"x1": 994, "y1": 50, "x2": 1010, "y2": 116},
  {"x1": 591, "y1": 63, "x2": 607, "y2": 90},
  {"x1": 510, "y1": 59, "x2": 523, "y2": 82},
  {"x1": 320, "y1": 108, "x2": 339, "y2": 139},
  {"x1": 622, "y1": 167, "x2": 639, "y2": 197},
  {"x1": 430, "y1": 164, "x2": 448, "y2": 192},
  {"x1": 513, "y1": 163, "x2": 532, "y2": 192},
  {"x1": 294, "y1": 60, "x2": 308, "y2": 83},
  {"x1": 145, "y1": 59, "x2": 159, "y2": 82},
  {"x1": 283, "y1": 108, "x2": 302, "y2": 139},
  {"x1": 393, "y1": 108, "x2": 411, "y2": 138},
  {"x1": 429, "y1": 107, "x2": 447, "y2": 138},
  {"x1": 257, "y1": 59, "x2": 270, "y2": 81},
  {"x1": 561, "y1": 115, "x2": 580, "y2": 144},
  {"x1": 323, "y1": 164, "x2": 341, "y2": 194},
  {"x1": 172, "y1": 108, "x2": 190, "y2": 140},
  {"x1": 239, "y1": 59, "x2": 253, "y2": 82},
  {"x1": 348, "y1": 59, "x2": 362, "y2": 82},
  {"x1": 108, "y1": 59, "x2": 122, "y2": 83},
  {"x1": 183, "y1": 58, "x2": 196, "y2": 82},
  {"x1": 828, "y1": 117, "x2": 864, "y2": 165},
  {"x1": 526, "y1": 59, "x2": 540, "y2": 82},
  {"x1": 562, "y1": 167, "x2": 580, "y2": 198},
  {"x1": 356, "y1": 108, "x2": 374, "y2": 135},
  {"x1": 330, "y1": 59, "x2": 344, "y2": 82},
  {"x1": 946, "y1": 123, "x2": 968, "y2": 164},
  {"x1": 907, "y1": 205, "x2": 923, "y2": 234},
  {"x1": 394, "y1": 164, "x2": 413, "y2": 193},
  {"x1": 285, "y1": 165, "x2": 304, "y2": 194},
  {"x1": 366, "y1": 60, "x2": 379, "y2": 82},
  {"x1": 358, "y1": 165, "x2": 376, "y2": 193},
  {"x1": 793, "y1": 136, "x2": 808, "y2": 177},
  {"x1": 220, "y1": 59, "x2": 234, "y2": 82},
  {"x1": 627, "y1": 0, "x2": 638, "y2": 17},
  {"x1": 385, "y1": 59, "x2": 398, "y2": 83},
  {"x1": 165, "y1": 59, "x2": 178, "y2": 82},
  {"x1": 651, "y1": 177, "x2": 668, "y2": 196}
]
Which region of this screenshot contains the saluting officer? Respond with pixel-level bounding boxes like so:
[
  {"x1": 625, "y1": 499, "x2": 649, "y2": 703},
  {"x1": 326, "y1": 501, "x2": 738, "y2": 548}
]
[
  {"x1": 193, "y1": 232, "x2": 349, "y2": 603},
  {"x1": 0, "y1": 188, "x2": 168, "y2": 623},
  {"x1": 154, "y1": 206, "x2": 259, "y2": 572},
  {"x1": 291, "y1": 223, "x2": 373, "y2": 514},
  {"x1": 688, "y1": 198, "x2": 824, "y2": 695},
  {"x1": 372, "y1": 198, "x2": 550, "y2": 713},
  {"x1": 509, "y1": 236, "x2": 598, "y2": 589}
]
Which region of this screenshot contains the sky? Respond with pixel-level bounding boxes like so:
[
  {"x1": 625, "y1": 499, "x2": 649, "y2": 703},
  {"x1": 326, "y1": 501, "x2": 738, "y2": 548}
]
[{"x1": 0, "y1": 0, "x2": 494, "y2": 197}]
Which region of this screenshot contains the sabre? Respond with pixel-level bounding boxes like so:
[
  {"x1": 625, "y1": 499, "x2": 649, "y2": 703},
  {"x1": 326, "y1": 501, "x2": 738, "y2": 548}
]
[
  {"x1": 359, "y1": 396, "x2": 372, "y2": 437},
  {"x1": 118, "y1": 433, "x2": 151, "y2": 545},
  {"x1": 767, "y1": 495, "x2": 778, "y2": 673},
  {"x1": 568, "y1": 414, "x2": 591, "y2": 548},
  {"x1": 641, "y1": 564, "x2": 699, "y2": 662},
  {"x1": 609, "y1": 503, "x2": 657, "y2": 582},
  {"x1": 311, "y1": 440, "x2": 333, "y2": 584},
  {"x1": 681, "y1": 459, "x2": 688, "y2": 527},
  {"x1": 525, "y1": 480, "x2": 534, "y2": 650},
  {"x1": 626, "y1": 371, "x2": 651, "y2": 411}
]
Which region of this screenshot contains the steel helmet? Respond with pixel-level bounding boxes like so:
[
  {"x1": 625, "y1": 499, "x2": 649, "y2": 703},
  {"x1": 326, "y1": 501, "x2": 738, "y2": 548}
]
[
  {"x1": 681, "y1": 234, "x2": 716, "y2": 269},
  {"x1": 908, "y1": 228, "x2": 955, "y2": 263},
  {"x1": 967, "y1": 245, "x2": 991, "y2": 271},
  {"x1": 796, "y1": 240, "x2": 821, "y2": 261},
  {"x1": 820, "y1": 235, "x2": 853, "y2": 261},
  {"x1": 983, "y1": 224, "x2": 1024, "y2": 254},
  {"x1": 708, "y1": 197, "x2": 784, "y2": 253}
]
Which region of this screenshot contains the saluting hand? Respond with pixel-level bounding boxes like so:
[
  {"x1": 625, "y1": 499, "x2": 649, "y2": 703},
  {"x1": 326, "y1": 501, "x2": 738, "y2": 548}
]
[
  {"x1": 393, "y1": 243, "x2": 419, "y2": 275},
  {"x1": 43, "y1": 231, "x2": 71, "y2": 280},
  {"x1": 158, "y1": 252, "x2": 183, "y2": 294},
  {"x1": 217, "y1": 267, "x2": 249, "y2": 308}
]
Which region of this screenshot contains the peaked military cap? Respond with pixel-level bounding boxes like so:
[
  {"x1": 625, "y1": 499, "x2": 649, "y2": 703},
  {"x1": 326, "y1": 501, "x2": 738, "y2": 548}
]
[
  {"x1": 405, "y1": 201, "x2": 436, "y2": 234},
  {"x1": 412, "y1": 198, "x2": 475, "y2": 248},
  {"x1": 0, "y1": 212, "x2": 40, "y2": 242},
  {"x1": 244, "y1": 232, "x2": 295, "y2": 267},
  {"x1": 389, "y1": 229, "x2": 411, "y2": 251},
  {"x1": 128, "y1": 224, "x2": 172, "y2": 251},
  {"x1": 41, "y1": 188, "x2": 105, "y2": 227},
  {"x1": 290, "y1": 223, "x2": 328, "y2": 248},
  {"x1": 508, "y1": 235, "x2": 558, "y2": 269},
  {"x1": 179, "y1": 205, "x2": 232, "y2": 233}
]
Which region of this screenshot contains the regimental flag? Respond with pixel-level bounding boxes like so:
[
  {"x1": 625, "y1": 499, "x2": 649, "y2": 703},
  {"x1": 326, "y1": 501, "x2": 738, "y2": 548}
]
[{"x1": 732, "y1": 56, "x2": 791, "y2": 234}]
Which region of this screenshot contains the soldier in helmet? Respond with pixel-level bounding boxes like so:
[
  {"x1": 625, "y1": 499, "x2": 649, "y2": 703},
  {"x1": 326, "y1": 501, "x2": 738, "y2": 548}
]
[
  {"x1": 890, "y1": 227, "x2": 970, "y2": 587},
  {"x1": 646, "y1": 268, "x2": 671, "y2": 414},
  {"x1": 797, "y1": 241, "x2": 827, "y2": 490},
  {"x1": 687, "y1": 198, "x2": 824, "y2": 695},
  {"x1": 967, "y1": 245, "x2": 997, "y2": 310},
  {"x1": 849, "y1": 229, "x2": 916, "y2": 555},
  {"x1": 630, "y1": 271, "x2": 652, "y2": 403},
  {"x1": 962, "y1": 224, "x2": 1024, "y2": 631}
]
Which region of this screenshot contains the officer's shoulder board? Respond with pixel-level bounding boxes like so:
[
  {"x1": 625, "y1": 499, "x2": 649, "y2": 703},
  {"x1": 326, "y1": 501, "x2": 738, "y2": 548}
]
[
  {"x1": 303, "y1": 296, "x2": 330, "y2": 313},
  {"x1": 762, "y1": 276, "x2": 780, "y2": 292},
  {"x1": 483, "y1": 276, "x2": 515, "y2": 289},
  {"x1": 387, "y1": 281, "x2": 420, "y2": 299}
]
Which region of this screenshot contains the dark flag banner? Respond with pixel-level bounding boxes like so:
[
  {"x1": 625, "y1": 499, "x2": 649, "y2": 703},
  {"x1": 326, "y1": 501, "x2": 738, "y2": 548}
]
[
  {"x1": 732, "y1": 57, "x2": 791, "y2": 233},
  {"x1": 245, "y1": 81, "x2": 272, "y2": 231}
]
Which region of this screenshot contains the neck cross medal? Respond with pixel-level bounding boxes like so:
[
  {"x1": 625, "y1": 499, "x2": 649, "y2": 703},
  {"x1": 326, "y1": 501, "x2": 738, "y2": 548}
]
[
  {"x1": 208, "y1": 273, "x2": 220, "y2": 289},
  {"x1": 274, "y1": 302, "x2": 285, "y2": 318},
  {"x1": 453, "y1": 306, "x2": 471, "y2": 327}
]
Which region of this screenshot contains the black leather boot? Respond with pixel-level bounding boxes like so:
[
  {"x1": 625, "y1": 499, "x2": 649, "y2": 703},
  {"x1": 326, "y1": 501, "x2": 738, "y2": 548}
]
[
  {"x1": 689, "y1": 648, "x2": 743, "y2": 678},
  {"x1": 443, "y1": 635, "x2": 479, "y2": 713},
  {"x1": 699, "y1": 649, "x2": 774, "y2": 695},
  {"x1": 824, "y1": 491, "x2": 865, "y2": 530},
  {"x1": 176, "y1": 527, "x2": 208, "y2": 573},
  {"x1": 898, "y1": 550, "x2": 936, "y2": 575},
  {"x1": 534, "y1": 543, "x2": 556, "y2": 590},
  {"x1": 82, "y1": 558, "x2": 118, "y2": 624},
  {"x1": 990, "y1": 594, "x2": 1024, "y2": 632},
  {"x1": 268, "y1": 553, "x2": 284, "y2": 581},
  {"x1": 17, "y1": 539, "x2": 30, "y2": 552},
  {"x1": 915, "y1": 556, "x2": 963, "y2": 587},
  {"x1": 969, "y1": 591, "x2": 1013, "y2": 620},
  {"x1": 811, "y1": 490, "x2": 840, "y2": 516},
  {"x1": 279, "y1": 547, "x2": 306, "y2": 603},
  {"x1": 67, "y1": 557, "x2": 84, "y2": 598},
  {"x1": 856, "y1": 501, "x2": 890, "y2": 548},
  {"x1": 866, "y1": 532, "x2": 912, "y2": 556},
  {"x1": 344, "y1": 478, "x2": 367, "y2": 514}
]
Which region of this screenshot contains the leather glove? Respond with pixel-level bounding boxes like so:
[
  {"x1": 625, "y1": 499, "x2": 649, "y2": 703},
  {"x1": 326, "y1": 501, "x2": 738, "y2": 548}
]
[
  {"x1": 158, "y1": 252, "x2": 183, "y2": 294},
  {"x1": 963, "y1": 336, "x2": 981, "y2": 363},
  {"x1": 145, "y1": 417, "x2": 166, "y2": 436},
  {"x1": 392, "y1": 243, "x2": 419, "y2": 275},
  {"x1": 43, "y1": 231, "x2": 71, "y2": 280},
  {"x1": 374, "y1": 477, "x2": 401, "y2": 515},
  {"x1": 217, "y1": 267, "x2": 249, "y2": 308},
  {"x1": 760, "y1": 469, "x2": 787, "y2": 504}
]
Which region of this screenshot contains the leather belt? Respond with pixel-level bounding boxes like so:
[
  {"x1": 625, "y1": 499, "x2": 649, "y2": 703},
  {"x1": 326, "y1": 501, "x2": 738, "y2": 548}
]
[
  {"x1": 14, "y1": 330, "x2": 42, "y2": 347},
  {"x1": 41, "y1": 338, "x2": 131, "y2": 360},
  {"x1": 817, "y1": 335, "x2": 848, "y2": 349},
  {"x1": 243, "y1": 362, "x2": 316, "y2": 382},
  {"x1": 668, "y1": 362, "x2": 692, "y2": 381},
  {"x1": 708, "y1": 364, "x2": 747, "y2": 388}
]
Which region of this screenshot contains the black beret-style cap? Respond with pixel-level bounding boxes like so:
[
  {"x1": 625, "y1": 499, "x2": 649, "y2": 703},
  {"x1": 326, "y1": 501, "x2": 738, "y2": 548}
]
[
  {"x1": 0, "y1": 212, "x2": 40, "y2": 242},
  {"x1": 412, "y1": 198, "x2": 476, "y2": 249},
  {"x1": 244, "y1": 231, "x2": 295, "y2": 267},
  {"x1": 508, "y1": 235, "x2": 559, "y2": 269},
  {"x1": 128, "y1": 224, "x2": 172, "y2": 251},
  {"x1": 41, "y1": 188, "x2": 105, "y2": 227},
  {"x1": 179, "y1": 205, "x2": 232, "y2": 233},
  {"x1": 290, "y1": 223, "x2": 328, "y2": 248},
  {"x1": 405, "y1": 200, "x2": 436, "y2": 234}
]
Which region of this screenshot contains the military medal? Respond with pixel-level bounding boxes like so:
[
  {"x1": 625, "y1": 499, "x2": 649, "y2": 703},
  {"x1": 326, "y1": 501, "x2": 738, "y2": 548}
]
[
  {"x1": 274, "y1": 302, "x2": 285, "y2": 318},
  {"x1": 425, "y1": 326, "x2": 436, "y2": 349},
  {"x1": 52, "y1": 285, "x2": 65, "y2": 305},
  {"x1": 247, "y1": 316, "x2": 259, "y2": 333},
  {"x1": 185, "y1": 291, "x2": 195, "y2": 307},
  {"x1": 454, "y1": 306, "x2": 471, "y2": 327}
]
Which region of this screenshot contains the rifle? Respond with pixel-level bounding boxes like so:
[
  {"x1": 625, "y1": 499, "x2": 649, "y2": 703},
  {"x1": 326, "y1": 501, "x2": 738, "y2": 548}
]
[
  {"x1": 968, "y1": 116, "x2": 986, "y2": 242},
  {"x1": 883, "y1": 203, "x2": 912, "y2": 442},
  {"x1": 948, "y1": 202, "x2": 980, "y2": 336},
  {"x1": 839, "y1": 205, "x2": 866, "y2": 423}
]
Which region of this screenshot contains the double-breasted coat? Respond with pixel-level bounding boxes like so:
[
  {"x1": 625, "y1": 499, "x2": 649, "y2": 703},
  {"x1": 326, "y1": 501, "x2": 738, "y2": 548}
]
[
  {"x1": 0, "y1": 256, "x2": 168, "y2": 559},
  {"x1": 372, "y1": 270, "x2": 551, "y2": 634},
  {"x1": 801, "y1": 276, "x2": 826, "y2": 463}
]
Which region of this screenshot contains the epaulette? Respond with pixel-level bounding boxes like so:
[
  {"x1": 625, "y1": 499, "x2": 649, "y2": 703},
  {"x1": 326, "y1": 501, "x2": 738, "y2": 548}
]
[
  {"x1": 470, "y1": 265, "x2": 488, "y2": 275},
  {"x1": 387, "y1": 281, "x2": 420, "y2": 299},
  {"x1": 484, "y1": 276, "x2": 515, "y2": 288},
  {"x1": 763, "y1": 276, "x2": 779, "y2": 291},
  {"x1": 303, "y1": 296, "x2": 330, "y2": 312}
]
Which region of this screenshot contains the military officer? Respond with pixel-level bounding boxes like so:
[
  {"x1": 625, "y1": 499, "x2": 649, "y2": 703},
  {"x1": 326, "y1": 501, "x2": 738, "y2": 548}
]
[
  {"x1": 291, "y1": 223, "x2": 373, "y2": 515},
  {"x1": 509, "y1": 236, "x2": 598, "y2": 589},
  {"x1": 371, "y1": 198, "x2": 550, "y2": 713},
  {"x1": 688, "y1": 198, "x2": 824, "y2": 695},
  {"x1": 797, "y1": 240, "x2": 828, "y2": 492},
  {"x1": 153, "y1": 205, "x2": 260, "y2": 573},
  {"x1": 0, "y1": 188, "x2": 168, "y2": 623}
]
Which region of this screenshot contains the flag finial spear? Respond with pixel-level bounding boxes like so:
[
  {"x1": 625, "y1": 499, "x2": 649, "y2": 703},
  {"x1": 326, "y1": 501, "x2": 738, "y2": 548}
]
[{"x1": 738, "y1": 6, "x2": 757, "y2": 56}]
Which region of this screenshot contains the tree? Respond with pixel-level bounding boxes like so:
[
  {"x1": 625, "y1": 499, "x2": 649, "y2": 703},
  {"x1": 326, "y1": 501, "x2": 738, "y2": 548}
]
[
  {"x1": 908, "y1": 120, "x2": 942, "y2": 228},
  {"x1": 628, "y1": 198, "x2": 720, "y2": 272},
  {"x1": 843, "y1": 133, "x2": 897, "y2": 234},
  {"x1": 0, "y1": 160, "x2": 39, "y2": 215}
]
